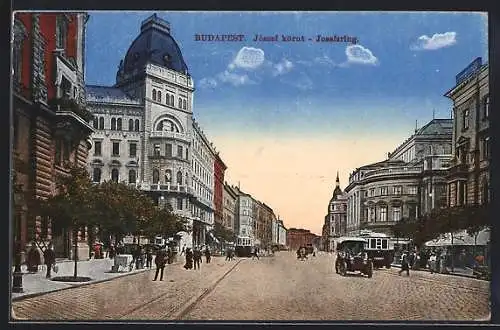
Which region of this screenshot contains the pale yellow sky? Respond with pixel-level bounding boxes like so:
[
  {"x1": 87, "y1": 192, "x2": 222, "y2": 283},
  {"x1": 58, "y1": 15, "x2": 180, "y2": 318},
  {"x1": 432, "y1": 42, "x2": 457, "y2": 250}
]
[{"x1": 212, "y1": 132, "x2": 406, "y2": 235}]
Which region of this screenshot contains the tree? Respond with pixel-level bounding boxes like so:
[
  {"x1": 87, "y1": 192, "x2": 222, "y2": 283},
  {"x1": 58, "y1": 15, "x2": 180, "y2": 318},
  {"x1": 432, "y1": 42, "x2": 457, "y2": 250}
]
[
  {"x1": 211, "y1": 222, "x2": 236, "y2": 244},
  {"x1": 37, "y1": 166, "x2": 98, "y2": 278}
]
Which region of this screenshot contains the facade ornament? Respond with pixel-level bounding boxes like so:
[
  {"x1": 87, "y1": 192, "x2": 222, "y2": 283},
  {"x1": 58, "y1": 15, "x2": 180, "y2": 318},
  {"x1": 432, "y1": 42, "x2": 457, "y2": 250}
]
[{"x1": 31, "y1": 14, "x2": 48, "y2": 105}]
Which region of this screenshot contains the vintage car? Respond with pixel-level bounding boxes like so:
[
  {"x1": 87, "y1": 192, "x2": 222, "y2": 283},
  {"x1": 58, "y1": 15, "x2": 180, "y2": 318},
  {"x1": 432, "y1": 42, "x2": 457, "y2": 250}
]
[{"x1": 334, "y1": 237, "x2": 373, "y2": 278}]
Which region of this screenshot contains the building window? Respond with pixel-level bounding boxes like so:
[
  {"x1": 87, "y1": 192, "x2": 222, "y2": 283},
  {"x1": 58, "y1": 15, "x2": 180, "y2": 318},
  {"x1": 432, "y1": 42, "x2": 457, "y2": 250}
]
[
  {"x1": 185, "y1": 148, "x2": 189, "y2": 160},
  {"x1": 407, "y1": 186, "x2": 417, "y2": 195},
  {"x1": 178, "y1": 98, "x2": 182, "y2": 108},
  {"x1": 128, "y1": 170, "x2": 136, "y2": 184},
  {"x1": 112, "y1": 142, "x2": 120, "y2": 156},
  {"x1": 482, "y1": 137, "x2": 490, "y2": 160},
  {"x1": 117, "y1": 118, "x2": 122, "y2": 131},
  {"x1": 393, "y1": 186, "x2": 402, "y2": 195},
  {"x1": 177, "y1": 145, "x2": 183, "y2": 158},
  {"x1": 379, "y1": 206, "x2": 387, "y2": 222},
  {"x1": 392, "y1": 207, "x2": 401, "y2": 222},
  {"x1": 152, "y1": 169, "x2": 159, "y2": 184},
  {"x1": 165, "y1": 143, "x2": 172, "y2": 157},
  {"x1": 483, "y1": 95, "x2": 490, "y2": 119},
  {"x1": 177, "y1": 171, "x2": 182, "y2": 185},
  {"x1": 153, "y1": 144, "x2": 161, "y2": 157},
  {"x1": 134, "y1": 119, "x2": 140, "y2": 132},
  {"x1": 56, "y1": 15, "x2": 68, "y2": 50},
  {"x1": 369, "y1": 188, "x2": 375, "y2": 197},
  {"x1": 166, "y1": 93, "x2": 170, "y2": 106},
  {"x1": 177, "y1": 198, "x2": 183, "y2": 210},
  {"x1": 152, "y1": 89, "x2": 157, "y2": 101},
  {"x1": 129, "y1": 119, "x2": 134, "y2": 131},
  {"x1": 463, "y1": 109, "x2": 469, "y2": 130},
  {"x1": 93, "y1": 118, "x2": 98, "y2": 129},
  {"x1": 165, "y1": 169, "x2": 172, "y2": 183},
  {"x1": 94, "y1": 141, "x2": 102, "y2": 156},
  {"x1": 370, "y1": 207, "x2": 376, "y2": 222},
  {"x1": 157, "y1": 91, "x2": 162, "y2": 103},
  {"x1": 111, "y1": 169, "x2": 119, "y2": 183},
  {"x1": 111, "y1": 118, "x2": 116, "y2": 130},
  {"x1": 92, "y1": 168, "x2": 101, "y2": 183},
  {"x1": 170, "y1": 95, "x2": 174, "y2": 106},
  {"x1": 129, "y1": 143, "x2": 137, "y2": 158},
  {"x1": 183, "y1": 99, "x2": 187, "y2": 110},
  {"x1": 380, "y1": 187, "x2": 388, "y2": 196}
]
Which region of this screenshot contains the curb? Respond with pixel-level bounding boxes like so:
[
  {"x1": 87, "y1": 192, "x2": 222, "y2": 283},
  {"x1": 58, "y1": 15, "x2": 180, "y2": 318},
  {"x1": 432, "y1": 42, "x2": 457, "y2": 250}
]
[
  {"x1": 12, "y1": 267, "x2": 153, "y2": 302},
  {"x1": 390, "y1": 264, "x2": 483, "y2": 280},
  {"x1": 171, "y1": 259, "x2": 242, "y2": 320}
]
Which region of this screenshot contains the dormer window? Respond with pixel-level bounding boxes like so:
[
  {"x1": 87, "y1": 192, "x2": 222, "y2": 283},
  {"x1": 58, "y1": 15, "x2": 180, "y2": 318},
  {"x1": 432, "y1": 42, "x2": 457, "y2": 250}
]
[
  {"x1": 163, "y1": 53, "x2": 171, "y2": 65},
  {"x1": 56, "y1": 15, "x2": 69, "y2": 50}
]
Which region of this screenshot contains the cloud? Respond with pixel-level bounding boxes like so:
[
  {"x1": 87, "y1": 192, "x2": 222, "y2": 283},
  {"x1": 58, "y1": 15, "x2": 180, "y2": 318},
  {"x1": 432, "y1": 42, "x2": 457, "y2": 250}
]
[
  {"x1": 410, "y1": 32, "x2": 457, "y2": 51},
  {"x1": 229, "y1": 46, "x2": 265, "y2": 70},
  {"x1": 345, "y1": 44, "x2": 379, "y2": 65},
  {"x1": 217, "y1": 70, "x2": 254, "y2": 87},
  {"x1": 272, "y1": 58, "x2": 294, "y2": 76},
  {"x1": 198, "y1": 77, "x2": 218, "y2": 89},
  {"x1": 314, "y1": 55, "x2": 336, "y2": 66}
]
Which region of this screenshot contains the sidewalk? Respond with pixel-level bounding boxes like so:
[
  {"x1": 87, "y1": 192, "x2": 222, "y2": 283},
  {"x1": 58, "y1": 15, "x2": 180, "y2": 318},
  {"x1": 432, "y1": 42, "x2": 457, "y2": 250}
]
[
  {"x1": 390, "y1": 262, "x2": 479, "y2": 279},
  {"x1": 11, "y1": 257, "x2": 157, "y2": 300}
]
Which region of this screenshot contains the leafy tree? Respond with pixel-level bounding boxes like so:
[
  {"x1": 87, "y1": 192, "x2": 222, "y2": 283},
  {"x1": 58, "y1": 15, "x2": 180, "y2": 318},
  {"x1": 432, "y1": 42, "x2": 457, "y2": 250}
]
[{"x1": 211, "y1": 221, "x2": 236, "y2": 243}]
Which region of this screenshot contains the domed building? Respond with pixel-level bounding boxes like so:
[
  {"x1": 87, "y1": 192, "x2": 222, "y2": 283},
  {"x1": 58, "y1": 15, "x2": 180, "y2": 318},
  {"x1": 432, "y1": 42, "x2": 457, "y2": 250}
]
[
  {"x1": 322, "y1": 172, "x2": 347, "y2": 251},
  {"x1": 86, "y1": 14, "x2": 218, "y2": 247}
]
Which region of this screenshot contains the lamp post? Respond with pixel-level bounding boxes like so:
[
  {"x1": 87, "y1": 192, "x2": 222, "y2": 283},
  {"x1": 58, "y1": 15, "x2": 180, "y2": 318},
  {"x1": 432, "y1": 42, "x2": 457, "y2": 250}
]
[{"x1": 12, "y1": 191, "x2": 24, "y2": 293}]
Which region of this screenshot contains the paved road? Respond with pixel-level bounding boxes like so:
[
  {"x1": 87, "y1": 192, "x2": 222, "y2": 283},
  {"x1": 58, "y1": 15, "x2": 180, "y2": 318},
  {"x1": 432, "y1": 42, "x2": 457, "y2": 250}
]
[
  {"x1": 12, "y1": 253, "x2": 489, "y2": 321},
  {"x1": 182, "y1": 252, "x2": 490, "y2": 321}
]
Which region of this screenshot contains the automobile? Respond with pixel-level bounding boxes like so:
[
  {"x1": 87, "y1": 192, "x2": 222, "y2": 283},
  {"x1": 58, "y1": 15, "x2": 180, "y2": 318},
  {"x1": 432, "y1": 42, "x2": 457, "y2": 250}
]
[{"x1": 334, "y1": 237, "x2": 373, "y2": 278}]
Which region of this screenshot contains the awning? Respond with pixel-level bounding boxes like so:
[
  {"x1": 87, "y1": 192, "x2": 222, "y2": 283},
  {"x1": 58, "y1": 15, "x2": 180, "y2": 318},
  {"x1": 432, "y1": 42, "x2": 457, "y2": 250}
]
[
  {"x1": 425, "y1": 229, "x2": 490, "y2": 247},
  {"x1": 209, "y1": 231, "x2": 220, "y2": 244}
]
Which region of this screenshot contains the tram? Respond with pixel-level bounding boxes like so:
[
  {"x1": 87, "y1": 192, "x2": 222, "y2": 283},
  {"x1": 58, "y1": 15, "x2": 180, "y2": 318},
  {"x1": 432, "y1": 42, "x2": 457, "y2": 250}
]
[
  {"x1": 235, "y1": 236, "x2": 253, "y2": 257},
  {"x1": 357, "y1": 230, "x2": 394, "y2": 269}
]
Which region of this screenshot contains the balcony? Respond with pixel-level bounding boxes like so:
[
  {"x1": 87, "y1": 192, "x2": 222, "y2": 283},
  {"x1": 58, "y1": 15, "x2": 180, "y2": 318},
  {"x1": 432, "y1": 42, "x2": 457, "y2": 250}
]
[
  {"x1": 143, "y1": 183, "x2": 193, "y2": 194},
  {"x1": 447, "y1": 163, "x2": 468, "y2": 178},
  {"x1": 150, "y1": 130, "x2": 190, "y2": 142}
]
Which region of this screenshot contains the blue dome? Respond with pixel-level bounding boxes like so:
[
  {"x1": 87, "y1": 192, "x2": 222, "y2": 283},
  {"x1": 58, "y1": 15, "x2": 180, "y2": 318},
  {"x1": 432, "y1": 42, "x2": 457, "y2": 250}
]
[{"x1": 122, "y1": 14, "x2": 189, "y2": 76}]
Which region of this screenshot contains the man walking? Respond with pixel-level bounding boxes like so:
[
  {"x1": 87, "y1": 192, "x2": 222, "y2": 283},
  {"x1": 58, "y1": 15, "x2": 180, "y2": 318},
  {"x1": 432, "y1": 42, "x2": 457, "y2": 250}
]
[
  {"x1": 204, "y1": 246, "x2": 211, "y2": 263},
  {"x1": 153, "y1": 248, "x2": 167, "y2": 281},
  {"x1": 43, "y1": 243, "x2": 56, "y2": 279},
  {"x1": 145, "y1": 247, "x2": 153, "y2": 268},
  {"x1": 193, "y1": 247, "x2": 202, "y2": 270},
  {"x1": 398, "y1": 250, "x2": 410, "y2": 276},
  {"x1": 252, "y1": 246, "x2": 260, "y2": 260}
]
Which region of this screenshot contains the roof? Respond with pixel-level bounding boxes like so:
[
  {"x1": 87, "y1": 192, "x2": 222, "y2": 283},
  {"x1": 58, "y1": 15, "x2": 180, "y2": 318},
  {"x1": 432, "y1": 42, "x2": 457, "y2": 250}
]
[
  {"x1": 122, "y1": 14, "x2": 188, "y2": 76},
  {"x1": 86, "y1": 85, "x2": 137, "y2": 102},
  {"x1": 415, "y1": 118, "x2": 453, "y2": 136},
  {"x1": 335, "y1": 237, "x2": 367, "y2": 244}
]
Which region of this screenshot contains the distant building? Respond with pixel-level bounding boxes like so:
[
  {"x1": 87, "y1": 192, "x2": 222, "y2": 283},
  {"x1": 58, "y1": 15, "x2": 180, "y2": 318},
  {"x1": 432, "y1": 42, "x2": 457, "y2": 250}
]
[
  {"x1": 234, "y1": 187, "x2": 255, "y2": 247},
  {"x1": 287, "y1": 228, "x2": 318, "y2": 250},
  {"x1": 254, "y1": 201, "x2": 274, "y2": 249},
  {"x1": 213, "y1": 154, "x2": 227, "y2": 228},
  {"x1": 444, "y1": 58, "x2": 490, "y2": 207},
  {"x1": 277, "y1": 220, "x2": 287, "y2": 249},
  {"x1": 322, "y1": 172, "x2": 347, "y2": 251},
  {"x1": 223, "y1": 183, "x2": 238, "y2": 233}
]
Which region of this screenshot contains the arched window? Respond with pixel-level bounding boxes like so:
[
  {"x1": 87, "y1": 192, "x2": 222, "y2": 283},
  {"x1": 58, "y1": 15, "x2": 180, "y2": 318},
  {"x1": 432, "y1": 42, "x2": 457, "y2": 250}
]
[
  {"x1": 165, "y1": 169, "x2": 172, "y2": 183},
  {"x1": 129, "y1": 170, "x2": 136, "y2": 184},
  {"x1": 157, "y1": 121, "x2": 163, "y2": 131},
  {"x1": 135, "y1": 119, "x2": 140, "y2": 132},
  {"x1": 183, "y1": 99, "x2": 187, "y2": 110},
  {"x1": 128, "y1": 119, "x2": 134, "y2": 131},
  {"x1": 92, "y1": 168, "x2": 101, "y2": 183},
  {"x1": 93, "y1": 118, "x2": 98, "y2": 129},
  {"x1": 157, "y1": 91, "x2": 162, "y2": 103},
  {"x1": 117, "y1": 118, "x2": 122, "y2": 130},
  {"x1": 111, "y1": 168, "x2": 119, "y2": 183},
  {"x1": 152, "y1": 89, "x2": 157, "y2": 101},
  {"x1": 170, "y1": 95, "x2": 174, "y2": 106},
  {"x1": 99, "y1": 117, "x2": 104, "y2": 129},
  {"x1": 166, "y1": 93, "x2": 170, "y2": 106},
  {"x1": 178, "y1": 98, "x2": 182, "y2": 108},
  {"x1": 152, "y1": 169, "x2": 159, "y2": 184},
  {"x1": 111, "y1": 118, "x2": 116, "y2": 130},
  {"x1": 177, "y1": 171, "x2": 182, "y2": 185}
]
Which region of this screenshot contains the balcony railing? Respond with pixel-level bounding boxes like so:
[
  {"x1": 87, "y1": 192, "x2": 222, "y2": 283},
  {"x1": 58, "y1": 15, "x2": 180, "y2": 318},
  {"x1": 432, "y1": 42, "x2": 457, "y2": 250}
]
[
  {"x1": 363, "y1": 167, "x2": 421, "y2": 179},
  {"x1": 144, "y1": 183, "x2": 193, "y2": 194},
  {"x1": 150, "y1": 131, "x2": 190, "y2": 141}
]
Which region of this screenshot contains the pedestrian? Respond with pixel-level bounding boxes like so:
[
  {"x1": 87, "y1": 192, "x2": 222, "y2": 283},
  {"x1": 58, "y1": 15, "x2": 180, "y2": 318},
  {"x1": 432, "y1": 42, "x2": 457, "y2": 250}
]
[
  {"x1": 184, "y1": 248, "x2": 194, "y2": 270},
  {"x1": 109, "y1": 244, "x2": 116, "y2": 259},
  {"x1": 146, "y1": 247, "x2": 153, "y2": 268},
  {"x1": 204, "y1": 246, "x2": 211, "y2": 263},
  {"x1": 193, "y1": 247, "x2": 202, "y2": 270},
  {"x1": 43, "y1": 243, "x2": 56, "y2": 279},
  {"x1": 225, "y1": 247, "x2": 231, "y2": 261},
  {"x1": 398, "y1": 250, "x2": 410, "y2": 276},
  {"x1": 428, "y1": 252, "x2": 437, "y2": 274},
  {"x1": 153, "y1": 248, "x2": 167, "y2": 281},
  {"x1": 27, "y1": 243, "x2": 41, "y2": 273},
  {"x1": 180, "y1": 244, "x2": 186, "y2": 256},
  {"x1": 134, "y1": 245, "x2": 142, "y2": 270},
  {"x1": 252, "y1": 247, "x2": 260, "y2": 260}
]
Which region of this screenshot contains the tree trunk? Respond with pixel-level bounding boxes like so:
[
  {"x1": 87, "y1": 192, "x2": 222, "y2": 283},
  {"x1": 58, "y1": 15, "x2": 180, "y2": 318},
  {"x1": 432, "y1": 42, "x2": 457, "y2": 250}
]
[{"x1": 73, "y1": 228, "x2": 78, "y2": 278}]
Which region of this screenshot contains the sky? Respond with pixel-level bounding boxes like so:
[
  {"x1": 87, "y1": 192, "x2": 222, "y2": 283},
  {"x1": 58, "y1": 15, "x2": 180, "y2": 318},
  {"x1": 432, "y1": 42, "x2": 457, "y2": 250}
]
[{"x1": 85, "y1": 11, "x2": 488, "y2": 235}]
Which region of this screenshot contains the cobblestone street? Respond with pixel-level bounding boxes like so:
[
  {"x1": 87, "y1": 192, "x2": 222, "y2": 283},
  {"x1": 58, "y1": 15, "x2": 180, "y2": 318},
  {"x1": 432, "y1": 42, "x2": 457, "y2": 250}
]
[{"x1": 12, "y1": 253, "x2": 489, "y2": 321}]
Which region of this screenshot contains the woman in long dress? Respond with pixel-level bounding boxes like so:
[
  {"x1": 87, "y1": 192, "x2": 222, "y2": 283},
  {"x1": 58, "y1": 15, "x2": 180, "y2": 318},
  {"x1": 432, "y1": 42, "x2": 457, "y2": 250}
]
[{"x1": 184, "y1": 248, "x2": 193, "y2": 270}]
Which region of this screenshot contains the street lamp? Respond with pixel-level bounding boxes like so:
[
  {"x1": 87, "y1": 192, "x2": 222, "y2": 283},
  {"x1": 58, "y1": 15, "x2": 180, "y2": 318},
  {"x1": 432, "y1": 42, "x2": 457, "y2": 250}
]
[{"x1": 12, "y1": 191, "x2": 24, "y2": 293}]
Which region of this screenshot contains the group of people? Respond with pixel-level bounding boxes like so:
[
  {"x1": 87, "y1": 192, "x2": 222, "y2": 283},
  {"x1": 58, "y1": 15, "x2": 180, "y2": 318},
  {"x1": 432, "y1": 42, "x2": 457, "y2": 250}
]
[
  {"x1": 25, "y1": 242, "x2": 56, "y2": 279},
  {"x1": 180, "y1": 245, "x2": 211, "y2": 271}
]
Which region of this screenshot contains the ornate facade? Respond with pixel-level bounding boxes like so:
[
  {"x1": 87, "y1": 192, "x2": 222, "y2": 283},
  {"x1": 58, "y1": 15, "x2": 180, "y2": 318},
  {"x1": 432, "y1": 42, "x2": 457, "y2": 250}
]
[
  {"x1": 322, "y1": 172, "x2": 347, "y2": 251},
  {"x1": 445, "y1": 59, "x2": 490, "y2": 207},
  {"x1": 86, "y1": 14, "x2": 220, "y2": 246},
  {"x1": 345, "y1": 119, "x2": 452, "y2": 238},
  {"x1": 12, "y1": 13, "x2": 93, "y2": 260}
]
